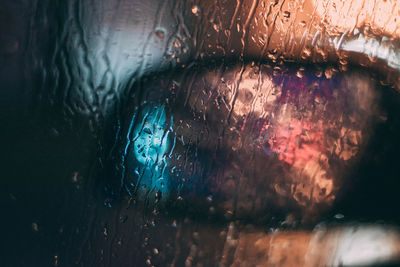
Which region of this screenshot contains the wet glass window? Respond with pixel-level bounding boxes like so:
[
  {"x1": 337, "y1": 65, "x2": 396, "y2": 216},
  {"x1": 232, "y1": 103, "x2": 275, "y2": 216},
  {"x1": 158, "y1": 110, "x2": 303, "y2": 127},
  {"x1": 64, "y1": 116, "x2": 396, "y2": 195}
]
[{"x1": 3, "y1": 0, "x2": 400, "y2": 266}]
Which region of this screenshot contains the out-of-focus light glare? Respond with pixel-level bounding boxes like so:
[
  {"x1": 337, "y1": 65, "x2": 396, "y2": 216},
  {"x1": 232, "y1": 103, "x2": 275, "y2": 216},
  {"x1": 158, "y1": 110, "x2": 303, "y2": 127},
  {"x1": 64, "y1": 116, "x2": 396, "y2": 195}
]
[
  {"x1": 330, "y1": 226, "x2": 400, "y2": 266},
  {"x1": 336, "y1": 34, "x2": 400, "y2": 71},
  {"x1": 133, "y1": 105, "x2": 171, "y2": 166},
  {"x1": 130, "y1": 105, "x2": 173, "y2": 199}
]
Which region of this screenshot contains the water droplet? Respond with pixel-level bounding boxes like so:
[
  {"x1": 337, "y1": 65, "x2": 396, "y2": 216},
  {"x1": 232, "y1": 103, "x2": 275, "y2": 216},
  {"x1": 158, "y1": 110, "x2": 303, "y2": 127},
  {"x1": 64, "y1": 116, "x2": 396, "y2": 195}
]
[
  {"x1": 283, "y1": 11, "x2": 290, "y2": 18},
  {"x1": 119, "y1": 215, "x2": 128, "y2": 223},
  {"x1": 296, "y1": 67, "x2": 305, "y2": 78},
  {"x1": 315, "y1": 69, "x2": 323, "y2": 78},
  {"x1": 213, "y1": 23, "x2": 220, "y2": 32},
  {"x1": 173, "y1": 41, "x2": 181, "y2": 48},
  {"x1": 72, "y1": 171, "x2": 79, "y2": 183},
  {"x1": 324, "y1": 68, "x2": 336, "y2": 79},
  {"x1": 209, "y1": 206, "x2": 216, "y2": 214},
  {"x1": 32, "y1": 222, "x2": 39, "y2": 232},
  {"x1": 191, "y1": 5, "x2": 200, "y2": 16},
  {"x1": 334, "y1": 213, "x2": 344, "y2": 219},
  {"x1": 155, "y1": 28, "x2": 165, "y2": 39},
  {"x1": 103, "y1": 227, "x2": 108, "y2": 236},
  {"x1": 236, "y1": 23, "x2": 241, "y2": 32},
  {"x1": 54, "y1": 255, "x2": 58, "y2": 267}
]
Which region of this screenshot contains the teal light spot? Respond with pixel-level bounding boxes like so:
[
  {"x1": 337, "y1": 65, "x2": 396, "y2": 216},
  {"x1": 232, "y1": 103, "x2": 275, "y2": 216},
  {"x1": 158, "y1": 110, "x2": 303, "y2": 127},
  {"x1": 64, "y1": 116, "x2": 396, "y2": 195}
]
[{"x1": 133, "y1": 105, "x2": 172, "y2": 167}]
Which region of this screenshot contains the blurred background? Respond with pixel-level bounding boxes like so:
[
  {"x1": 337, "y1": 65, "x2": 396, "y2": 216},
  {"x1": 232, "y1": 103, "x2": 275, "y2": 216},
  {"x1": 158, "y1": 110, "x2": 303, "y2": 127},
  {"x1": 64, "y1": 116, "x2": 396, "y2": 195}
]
[{"x1": 2, "y1": 0, "x2": 400, "y2": 266}]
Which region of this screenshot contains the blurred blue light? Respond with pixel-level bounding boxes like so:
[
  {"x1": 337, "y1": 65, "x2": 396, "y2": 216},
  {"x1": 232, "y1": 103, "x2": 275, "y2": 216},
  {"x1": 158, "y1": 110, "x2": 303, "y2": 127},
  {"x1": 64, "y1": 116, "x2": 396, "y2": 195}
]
[{"x1": 133, "y1": 105, "x2": 171, "y2": 166}]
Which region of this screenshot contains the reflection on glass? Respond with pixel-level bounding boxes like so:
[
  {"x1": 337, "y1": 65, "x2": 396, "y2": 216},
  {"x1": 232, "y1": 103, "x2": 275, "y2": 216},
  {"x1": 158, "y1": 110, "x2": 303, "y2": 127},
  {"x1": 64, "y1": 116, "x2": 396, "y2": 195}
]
[
  {"x1": 127, "y1": 105, "x2": 173, "y2": 199},
  {"x1": 4, "y1": 0, "x2": 400, "y2": 266}
]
